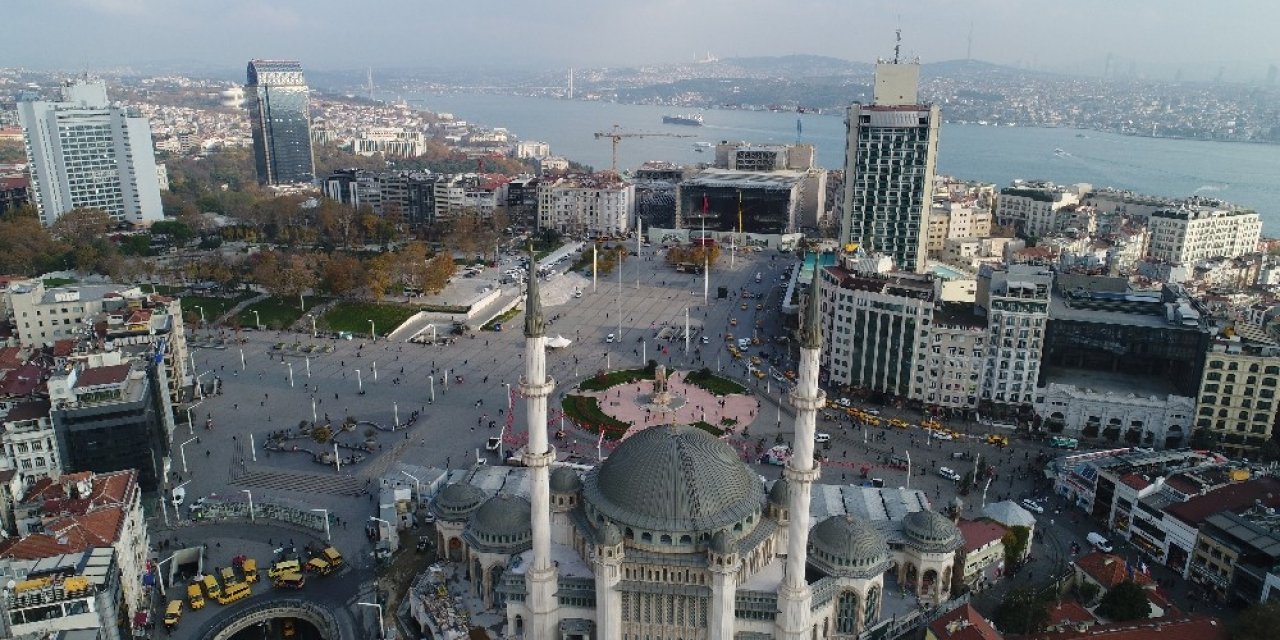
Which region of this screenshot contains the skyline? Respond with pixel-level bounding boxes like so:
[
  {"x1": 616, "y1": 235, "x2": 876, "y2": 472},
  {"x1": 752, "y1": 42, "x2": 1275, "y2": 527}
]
[{"x1": 5, "y1": 0, "x2": 1280, "y2": 82}]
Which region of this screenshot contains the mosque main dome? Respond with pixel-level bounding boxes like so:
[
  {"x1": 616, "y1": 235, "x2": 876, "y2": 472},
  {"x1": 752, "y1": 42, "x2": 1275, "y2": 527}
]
[{"x1": 582, "y1": 425, "x2": 764, "y2": 547}]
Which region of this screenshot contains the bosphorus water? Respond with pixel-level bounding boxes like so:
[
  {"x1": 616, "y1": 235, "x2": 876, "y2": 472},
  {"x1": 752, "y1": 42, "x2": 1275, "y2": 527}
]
[{"x1": 409, "y1": 92, "x2": 1280, "y2": 232}]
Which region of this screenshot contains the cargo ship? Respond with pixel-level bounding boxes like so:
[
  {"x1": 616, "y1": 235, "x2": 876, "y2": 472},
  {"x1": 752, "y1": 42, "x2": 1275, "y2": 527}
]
[{"x1": 662, "y1": 113, "x2": 704, "y2": 126}]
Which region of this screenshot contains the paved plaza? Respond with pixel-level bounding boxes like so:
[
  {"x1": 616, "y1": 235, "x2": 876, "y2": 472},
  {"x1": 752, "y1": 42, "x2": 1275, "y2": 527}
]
[{"x1": 152, "y1": 243, "x2": 1218, "y2": 636}]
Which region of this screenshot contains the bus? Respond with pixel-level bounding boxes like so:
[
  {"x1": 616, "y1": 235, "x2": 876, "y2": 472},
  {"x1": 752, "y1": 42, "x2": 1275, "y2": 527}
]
[{"x1": 1050, "y1": 437, "x2": 1079, "y2": 450}]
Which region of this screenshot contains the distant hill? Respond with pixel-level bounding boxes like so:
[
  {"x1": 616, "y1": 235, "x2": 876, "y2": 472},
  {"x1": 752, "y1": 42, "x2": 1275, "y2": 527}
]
[{"x1": 717, "y1": 55, "x2": 871, "y2": 77}]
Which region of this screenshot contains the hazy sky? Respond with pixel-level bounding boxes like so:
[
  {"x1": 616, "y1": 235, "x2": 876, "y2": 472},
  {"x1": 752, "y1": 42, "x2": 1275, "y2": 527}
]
[{"x1": 7, "y1": 0, "x2": 1279, "y2": 81}]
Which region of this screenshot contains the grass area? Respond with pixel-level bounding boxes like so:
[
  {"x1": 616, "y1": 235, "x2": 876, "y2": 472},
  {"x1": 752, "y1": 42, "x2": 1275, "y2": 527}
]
[
  {"x1": 236, "y1": 296, "x2": 328, "y2": 330},
  {"x1": 684, "y1": 368, "x2": 748, "y2": 396},
  {"x1": 42, "y1": 277, "x2": 77, "y2": 288},
  {"x1": 482, "y1": 306, "x2": 522, "y2": 331},
  {"x1": 577, "y1": 366, "x2": 655, "y2": 392},
  {"x1": 178, "y1": 292, "x2": 255, "y2": 323},
  {"x1": 562, "y1": 395, "x2": 630, "y2": 440},
  {"x1": 319, "y1": 301, "x2": 418, "y2": 337},
  {"x1": 691, "y1": 421, "x2": 726, "y2": 437}
]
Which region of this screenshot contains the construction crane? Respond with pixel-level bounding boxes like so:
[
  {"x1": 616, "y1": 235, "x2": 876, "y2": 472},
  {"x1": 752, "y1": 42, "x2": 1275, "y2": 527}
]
[{"x1": 593, "y1": 125, "x2": 694, "y2": 174}]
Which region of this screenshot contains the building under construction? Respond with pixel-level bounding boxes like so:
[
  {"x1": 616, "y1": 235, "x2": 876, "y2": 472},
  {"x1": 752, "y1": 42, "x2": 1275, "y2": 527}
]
[{"x1": 667, "y1": 170, "x2": 810, "y2": 248}]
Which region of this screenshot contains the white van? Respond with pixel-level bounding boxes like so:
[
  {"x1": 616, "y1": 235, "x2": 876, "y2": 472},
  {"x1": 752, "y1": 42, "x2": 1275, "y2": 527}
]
[
  {"x1": 1087, "y1": 532, "x2": 1113, "y2": 553},
  {"x1": 937, "y1": 467, "x2": 962, "y2": 482}
]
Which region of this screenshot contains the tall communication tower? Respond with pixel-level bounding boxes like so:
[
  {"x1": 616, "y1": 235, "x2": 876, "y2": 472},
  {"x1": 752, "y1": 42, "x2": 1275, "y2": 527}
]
[
  {"x1": 567, "y1": 68, "x2": 575, "y2": 99},
  {"x1": 367, "y1": 67, "x2": 374, "y2": 101}
]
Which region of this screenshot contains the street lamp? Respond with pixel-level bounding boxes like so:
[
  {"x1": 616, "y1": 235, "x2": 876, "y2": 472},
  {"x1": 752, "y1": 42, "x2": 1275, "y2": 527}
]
[
  {"x1": 311, "y1": 508, "x2": 331, "y2": 541},
  {"x1": 368, "y1": 319, "x2": 376, "y2": 341},
  {"x1": 179, "y1": 437, "x2": 198, "y2": 474},
  {"x1": 285, "y1": 362, "x2": 294, "y2": 387},
  {"x1": 504, "y1": 383, "x2": 512, "y2": 411},
  {"x1": 356, "y1": 369, "x2": 363, "y2": 393},
  {"x1": 428, "y1": 375, "x2": 435, "y2": 404},
  {"x1": 252, "y1": 309, "x2": 261, "y2": 330},
  {"x1": 195, "y1": 305, "x2": 205, "y2": 325},
  {"x1": 310, "y1": 315, "x2": 317, "y2": 338},
  {"x1": 241, "y1": 489, "x2": 254, "y2": 523},
  {"x1": 357, "y1": 602, "x2": 385, "y2": 639},
  {"x1": 185, "y1": 407, "x2": 194, "y2": 436}
]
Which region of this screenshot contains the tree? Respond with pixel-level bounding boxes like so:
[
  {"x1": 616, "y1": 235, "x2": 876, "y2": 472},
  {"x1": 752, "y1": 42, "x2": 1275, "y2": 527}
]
[
  {"x1": 993, "y1": 586, "x2": 1051, "y2": 635},
  {"x1": 421, "y1": 253, "x2": 456, "y2": 294},
  {"x1": 318, "y1": 253, "x2": 365, "y2": 298},
  {"x1": 364, "y1": 253, "x2": 394, "y2": 301},
  {"x1": 311, "y1": 424, "x2": 333, "y2": 444},
  {"x1": 1096, "y1": 580, "x2": 1151, "y2": 621},
  {"x1": 1002, "y1": 525, "x2": 1031, "y2": 568},
  {"x1": 1235, "y1": 602, "x2": 1280, "y2": 640}
]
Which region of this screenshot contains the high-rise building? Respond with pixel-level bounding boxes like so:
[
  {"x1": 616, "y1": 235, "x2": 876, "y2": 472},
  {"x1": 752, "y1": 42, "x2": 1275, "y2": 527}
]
[
  {"x1": 840, "y1": 59, "x2": 940, "y2": 273},
  {"x1": 245, "y1": 60, "x2": 315, "y2": 186},
  {"x1": 16, "y1": 79, "x2": 163, "y2": 227}
]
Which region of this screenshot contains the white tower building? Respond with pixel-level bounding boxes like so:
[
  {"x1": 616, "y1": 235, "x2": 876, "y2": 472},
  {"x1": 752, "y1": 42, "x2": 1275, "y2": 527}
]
[
  {"x1": 777, "y1": 267, "x2": 826, "y2": 638},
  {"x1": 17, "y1": 79, "x2": 163, "y2": 227},
  {"x1": 520, "y1": 252, "x2": 560, "y2": 638}
]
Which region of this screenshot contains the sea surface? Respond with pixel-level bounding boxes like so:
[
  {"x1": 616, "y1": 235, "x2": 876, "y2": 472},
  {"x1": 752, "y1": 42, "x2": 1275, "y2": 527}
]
[{"x1": 407, "y1": 92, "x2": 1280, "y2": 232}]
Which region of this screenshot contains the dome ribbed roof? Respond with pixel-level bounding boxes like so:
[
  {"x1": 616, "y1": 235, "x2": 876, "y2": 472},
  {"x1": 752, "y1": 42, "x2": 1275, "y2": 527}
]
[
  {"x1": 808, "y1": 515, "x2": 891, "y2": 578},
  {"x1": 597, "y1": 520, "x2": 623, "y2": 546},
  {"x1": 768, "y1": 478, "x2": 790, "y2": 506},
  {"x1": 710, "y1": 530, "x2": 737, "y2": 555},
  {"x1": 468, "y1": 495, "x2": 533, "y2": 538},
  {"x1": 550, "y1": 466, "x2": 583, "y2": 494},
  {"x1": 432, "y1": 483, "x2": 487, "y2": 522},
  {"x1": 583, "y1": 425, "x2": 763, "y2": 535},
  {"x1": 902, "y1": 510, "x2": 961, "y2": 552}
]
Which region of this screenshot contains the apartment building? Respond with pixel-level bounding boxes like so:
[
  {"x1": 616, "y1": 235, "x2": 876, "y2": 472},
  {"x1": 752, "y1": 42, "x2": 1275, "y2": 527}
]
[
  {"x1": 1190, "y1": 508, "x2": 1280, "y2": 604},
  {"x1": 16, "y1": 79, "x2": 163, "y2": 226},
  {"x1": 1146, "y1": 204, "x2": 1262, "y2": 265},
  {"x1": 1, "y1": 469, "x2": 148, "y2": 626},
  {"x1": 993, "y1": 181, "x2": 1085, "y2": 238},
  {"x1": 0, "y1": 399, "x2": 59, "y2": 489},
  {"x1": 975, "y1": 264, "x2": 1051, "y2": 408},
  {"x1": 1194, "y1": 325, "x2": 1280, "y2": 457},
  {"x1": 0, "y1": 547, "x2": 122, "y2": 640},
  {"x1": 916, "y1": 304, "x2": 986, "y2": 409},
  {"x1": 537, "y1": 174, "x2": 634, "y2": 236},
  {"x1": 927, "y1": 200, "x2": 993, "y2": 255},
  {"x1": 820, "y1": 259, "x2": 936, "y2": 398}
]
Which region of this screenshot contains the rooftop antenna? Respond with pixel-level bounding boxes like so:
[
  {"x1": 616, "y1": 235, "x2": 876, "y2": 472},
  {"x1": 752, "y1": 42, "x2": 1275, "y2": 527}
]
[
  {"x1": 893, "y1": 27, "x2": 902, "y2": 64},
  {"x1": 966, "y1": 22, "x2": 974, "y2": 60}
]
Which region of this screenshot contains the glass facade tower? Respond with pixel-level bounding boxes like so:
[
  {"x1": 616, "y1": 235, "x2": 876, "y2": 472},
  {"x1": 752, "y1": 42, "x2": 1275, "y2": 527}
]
[{"x1": 246, "y1": 60, "x2": 315, "y2": 186}]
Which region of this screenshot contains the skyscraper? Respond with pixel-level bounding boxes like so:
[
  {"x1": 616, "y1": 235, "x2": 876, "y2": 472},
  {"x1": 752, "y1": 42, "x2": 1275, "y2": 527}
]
[
  {"x1": 839, "y1": 57, "x2": 940, "y2": 274},
  {"x1": 17, "y1": 79, "x2": 163, "y2": 227},
  {"x1": 245, "y1": 60, "x2": 315, "y2": 186}
]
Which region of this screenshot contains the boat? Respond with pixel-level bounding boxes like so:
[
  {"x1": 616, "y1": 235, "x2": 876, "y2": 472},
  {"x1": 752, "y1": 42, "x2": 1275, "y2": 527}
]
[
  {"x1": 1054, "y1": 148, "x2": 1069, "y2": 157},
  {"x1": 663, "y1": 114, "x2": 703, "y2": 126},
  {"x1": 693, "y1": 141, "x2": 713, "y2": 152}
]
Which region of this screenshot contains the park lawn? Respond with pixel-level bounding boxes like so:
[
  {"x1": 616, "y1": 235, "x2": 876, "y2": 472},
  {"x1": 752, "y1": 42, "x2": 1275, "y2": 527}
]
[
  {"x1": 684, "y1": 368, "x2": 748, "y2": 396},
  {"x1": 178, "y1": 292, "x2": 255, "y2": 323},
  {"x1": 577, "y1": 367, "x2": 655, "y2": 392},
  {"x1": 319, "y1": 301, "x2": 417, "y2": 337},
  {"x1": 236, "y1": 296, "x2": 328, "y2": 330},
  {"x1": 561, "y1": 395, "x2": 630, "y2": 440},
  {"x1": 42, "y1": 277, "x2": 77, "y2": 288}
]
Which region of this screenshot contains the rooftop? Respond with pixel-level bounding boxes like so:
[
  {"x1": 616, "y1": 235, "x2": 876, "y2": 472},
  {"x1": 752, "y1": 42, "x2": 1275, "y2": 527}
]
[
  {"x1": 824, "y1": 265, "x2": 936, "y2": 300},
  {"x1": 928, "y1": 604, "x2": 1004, "y2": 640},
  {"x1": 73, "y1": 363, "x2": 133, "y2": 389},
  {"x1": 1075, "y1": 552, "x2": 1154, "y2": 589},
  {"x1": 957, "y1": 519, "x2": 1009, "y2": 552},
  {"x1": 1165, "y1": 477, "x2": 1280, "y2": 526},
  {"x1": 1027, "y1": 614, "x2": 1226, "y2": 640},
  {"x1": 681, "y1": 168, "x2": 806, "y2": 190}
]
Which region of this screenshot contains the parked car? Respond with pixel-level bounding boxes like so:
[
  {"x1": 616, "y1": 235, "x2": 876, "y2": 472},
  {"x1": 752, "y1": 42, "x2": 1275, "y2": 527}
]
[
  {"x1": 1087, "y1": 532, "x2": 1113, "y2": 553},
  {"x1": 1020, "y1": 499, "x2": 1045, "y2": 514},
  {"x1": 814, "y1": 433, "x2": 831, "y2": 444},
  {"x1": 937, "y1": 467, "x2": 962, "y2": 482}
]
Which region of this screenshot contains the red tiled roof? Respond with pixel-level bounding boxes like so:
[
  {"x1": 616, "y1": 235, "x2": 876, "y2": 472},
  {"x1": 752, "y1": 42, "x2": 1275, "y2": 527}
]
[
  {"x1": 52, "y1": 339, "x2": 76, "y2": 357},
  {"x1": 74, "y1": 363, "x2": 132, "y2": 388},
  {"x1": 0, "y1": 346, "x2": 22, "y2": 370},
  {"x1": 1075, "y1": 552, "x2": 1154, "y2": 589},
  {"x1": 1164, "y1": 477, "x2": 1280, "y2": 525},
  {"x1": 0, "y1": 506, "x2": 123, "y2": 560},
  {"x1": 3, "y1": 398, "x2": 50, "y2": 424},
  {"x1": 1045, "y1": 600, "x2": 1095, "y2": 628},
  {"x1": 1027, "y1": 615, "x2": 1226, "y2": 640},
  {"x1": 1119, "y1": 473, "x2": 1151, "y2": 490},
  {"x1": 958, "y1": 519, "x2": 1008, "y2": 552},
  {"x1": 1163, "y1": 475, "x2": 1201, "y2": 495},
  {"x1": 0, "y1": 363, "x2": 44, "y2": 397},
  {"x1": 928, "y1": 604, "x2": 1004, "y2": 640}
]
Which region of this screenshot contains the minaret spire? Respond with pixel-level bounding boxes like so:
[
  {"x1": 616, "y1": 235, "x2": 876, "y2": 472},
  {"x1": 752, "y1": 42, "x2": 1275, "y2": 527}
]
[
  {"x1": 777, "y1": 259, "x2": 826, "y2": 639},
  {"x1": 521, "y1": 245, "x2": 560, "y2": 638}
]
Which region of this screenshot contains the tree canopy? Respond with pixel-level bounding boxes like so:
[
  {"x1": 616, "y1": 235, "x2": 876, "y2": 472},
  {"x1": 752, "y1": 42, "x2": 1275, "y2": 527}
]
[
  {"x1": 1235, "y1": 602, "x2": 1280, "y2": 640},
  {"x1": 993, "y1": 586, "x2": 1051, "y2": 635},
  {"x1": 1096, "y1": 580, "x2": 1151, "y2": 622}
]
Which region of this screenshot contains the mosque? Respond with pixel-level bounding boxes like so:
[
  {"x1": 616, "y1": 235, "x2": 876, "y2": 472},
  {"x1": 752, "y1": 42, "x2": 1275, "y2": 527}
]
[{"x1": 427, "y1": 267, "x2": 963, "y2": 639}]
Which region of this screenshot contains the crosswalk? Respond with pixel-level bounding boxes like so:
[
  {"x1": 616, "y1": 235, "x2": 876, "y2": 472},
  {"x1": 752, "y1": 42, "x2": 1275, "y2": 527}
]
[{"x1": 231, "y1": 470, "x2": 366, "y2": 496}]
